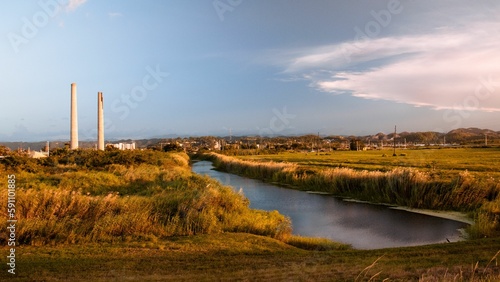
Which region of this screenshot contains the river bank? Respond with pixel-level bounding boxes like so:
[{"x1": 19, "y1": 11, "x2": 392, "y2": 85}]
[
  {"x1": 192, "y1": 160, "x2": 469, "y2": 249},
  {"x1": 389, "y1": 207, "x2": 474, "y2": 225},
  {"x1": 339, "y1": 198, "x2": 474, "y2": 224},
  {"x1": 203, "y1": 152, "x2": 500, "y2": 238}
]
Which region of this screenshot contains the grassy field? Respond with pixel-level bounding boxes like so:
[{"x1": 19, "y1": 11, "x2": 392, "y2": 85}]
[
  {"x1": 2, "y1": 148, "x2": 500, "y2": 280},
  {"x1": 238, "y1": 148, "x2": 500, "y2": 180},
  {"x1": 1, "y1": 233, "x2": 500, "y2": 281},
  {"x1": 206, "y1": 148, "x2": 500, "y2": 238}
]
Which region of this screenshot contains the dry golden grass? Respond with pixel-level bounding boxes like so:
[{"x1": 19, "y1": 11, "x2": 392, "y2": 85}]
[{"x1": 0, "y1": 151, "x2": 294, "y2": 245}]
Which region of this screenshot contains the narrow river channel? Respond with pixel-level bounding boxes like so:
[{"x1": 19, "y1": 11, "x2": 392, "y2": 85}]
[{"x1": 192, "y1": 161, "x2": 469, "y2": 249}]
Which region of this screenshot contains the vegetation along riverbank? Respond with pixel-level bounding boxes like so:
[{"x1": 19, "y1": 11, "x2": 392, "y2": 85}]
[
  {"x1": 1, "y1": 148, "x2": 499, "y2": 280},
  {"x1": 204, "y1": 148, "x2": 500, "y2": 238}
]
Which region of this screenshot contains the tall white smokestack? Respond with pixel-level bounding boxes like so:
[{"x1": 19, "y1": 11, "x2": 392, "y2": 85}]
[
  {"x1": 70, "y1": 83, "x2": 79, "y2": 150},
  {"x1": 97, "y1": 92, "x2": 104, "y2": 151}
]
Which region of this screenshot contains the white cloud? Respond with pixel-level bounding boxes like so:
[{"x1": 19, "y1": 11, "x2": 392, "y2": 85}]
[
  {"x1": 278, "y1": 21, "x2": 500, "y2": 112},
  {"x1": 66, "y1": 0, "x2": 87, "y2": 12},
  {"x1": 108, "y1": 12, "x2": 123, "y2": 18}
]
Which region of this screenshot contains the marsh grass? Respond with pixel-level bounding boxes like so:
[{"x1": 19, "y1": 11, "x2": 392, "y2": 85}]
[
  {"x1": 469, "y1": 196, "x2": 500, "y2": 238},
  {"x1": 239, "y1": 148, "x2": 500, "y2": 178},
  {"x1": 0, "y1": 151, "x2": 293, "y2": 245},
  {"x1": 206, "y1": 152, "x2": 500, "y2": 237},
  {"x1": 2, "y1": 150, "x2": 499, "y2": 280},
  {"x1": 285, "y1": 235, "x2": 351, "y2": 251}
]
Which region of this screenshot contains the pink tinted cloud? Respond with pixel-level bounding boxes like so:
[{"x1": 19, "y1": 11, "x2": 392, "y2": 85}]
[
  {"x1": 66, "y1": 0, "x2": 87, "y2": 12},
  {"x1": 285, "y1": 22, "x2": 500, "y2": 112}
]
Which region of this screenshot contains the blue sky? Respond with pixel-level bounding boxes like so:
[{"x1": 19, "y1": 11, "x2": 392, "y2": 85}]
[{"x1": 1, "y1": 0, "x2": 499, "y2": 141}]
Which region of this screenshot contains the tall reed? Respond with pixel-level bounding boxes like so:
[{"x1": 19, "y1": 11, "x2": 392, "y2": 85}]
[
  {"x1": 206, "y1": 153, "x2": 500, "y2": 237},
  {"x1": 0, "y1": 151, "x2": 293, "y2": 245}
]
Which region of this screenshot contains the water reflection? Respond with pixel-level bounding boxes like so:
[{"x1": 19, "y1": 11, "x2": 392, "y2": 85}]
[{"x1": 192, "y1": 161, "x2": 468, "y2": 249}]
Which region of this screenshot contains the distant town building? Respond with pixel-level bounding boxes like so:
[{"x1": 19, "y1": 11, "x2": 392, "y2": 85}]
[
  {"x1": 29, "y1": 151, "x2": 49, "y2": 159},
  {"x1": 213, "y1": 141, "x2": 222, "y2": 150},
  {"x1": 109, "y1": 142, "x2": 136, "y2": 150}
]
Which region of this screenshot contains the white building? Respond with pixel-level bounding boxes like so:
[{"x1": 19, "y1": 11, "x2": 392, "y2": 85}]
[
  {"x1": 109, "y1": 142, "x2": 136, "y2": 150},
  {"x1": 29, "y1": 151, "x2": 49, "y2": 159}
]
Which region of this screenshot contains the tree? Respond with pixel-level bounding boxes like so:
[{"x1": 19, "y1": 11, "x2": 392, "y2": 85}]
[
  {"x1": 350, "y1": 139, "x2": 364, "y2": 151},
  {"x1": 0, "y1": 145, "x2": 10, "y2": 156},
  {"x1": 163, "y1": 143, "x2": 183, "y2": 152}
]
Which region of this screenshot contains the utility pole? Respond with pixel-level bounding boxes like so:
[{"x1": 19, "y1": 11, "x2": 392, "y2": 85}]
[
  {"x1": 45, "y1": 141, "x2": 50, "y2": 155},
  {"x1": 317, "y1": 132, "x2": 320, "y2": 155},
  {"x1": 393, "y1": 125, "x2": 397, "y2": 156}
]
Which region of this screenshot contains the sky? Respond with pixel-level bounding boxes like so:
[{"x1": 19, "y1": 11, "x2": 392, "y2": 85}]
[{"x1": 1, "y1": 0, "x2": 499, "y2": 142}]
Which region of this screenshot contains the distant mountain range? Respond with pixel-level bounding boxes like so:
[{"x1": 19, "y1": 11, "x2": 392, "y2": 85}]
[
  {"x1": 400, "y1": 127, "x2": 498, "y2": 144},
  {"x1": 1, "y1": 128, "x2": 498, "y2": 151},
  {"x1": 362, "y1": 127, "x2": 499, "y2": 144}
]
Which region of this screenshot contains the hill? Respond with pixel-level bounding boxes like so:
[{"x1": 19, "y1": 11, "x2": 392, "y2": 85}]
[{"x1": 1, "y1": 127, "x2": 499, "y2": 152}]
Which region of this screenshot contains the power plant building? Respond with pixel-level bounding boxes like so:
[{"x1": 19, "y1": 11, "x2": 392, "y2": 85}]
[{"x1": 109, "y1": 142, "x2": 136, "y2": 150}]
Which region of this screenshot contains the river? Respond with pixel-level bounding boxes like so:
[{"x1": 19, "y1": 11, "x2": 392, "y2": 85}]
[{"x1": 192, "y1": 161, "x2": 469, "y2": 249}]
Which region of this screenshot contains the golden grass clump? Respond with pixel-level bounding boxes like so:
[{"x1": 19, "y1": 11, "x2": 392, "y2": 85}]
[
  {"x1": 208, "y1": 152, "x2": 296, "y2": 180},
  {"x1": 285, "y1": 235, "x2": 351, "y2": 251},
  {"x1": 3, "y1": 189, "x2": 159, "y2": 245}
]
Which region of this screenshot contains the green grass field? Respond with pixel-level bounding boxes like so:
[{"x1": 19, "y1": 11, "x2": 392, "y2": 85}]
[
  {"x1": 238, "y1": 148, "x2": 500, "y2": 180},
  {"x1": 208, "y1": 148, "x2": 500, "y2": 238},
  {"x1": 2, "y1": 233, "x2": 500, "y2": 281}
]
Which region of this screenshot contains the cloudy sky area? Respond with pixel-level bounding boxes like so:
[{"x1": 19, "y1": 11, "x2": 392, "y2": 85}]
[{"x1": 1, "y1": 0, "x2": 499, "y2": 141}]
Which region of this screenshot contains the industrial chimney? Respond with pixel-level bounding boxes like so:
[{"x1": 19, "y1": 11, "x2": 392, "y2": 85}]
[
  {"x1": 97, "y1": 92, "x2": 104, "y2": 151},
  {"x1": 70, "y1": 83, "x2": 79, "y2": 150}
]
